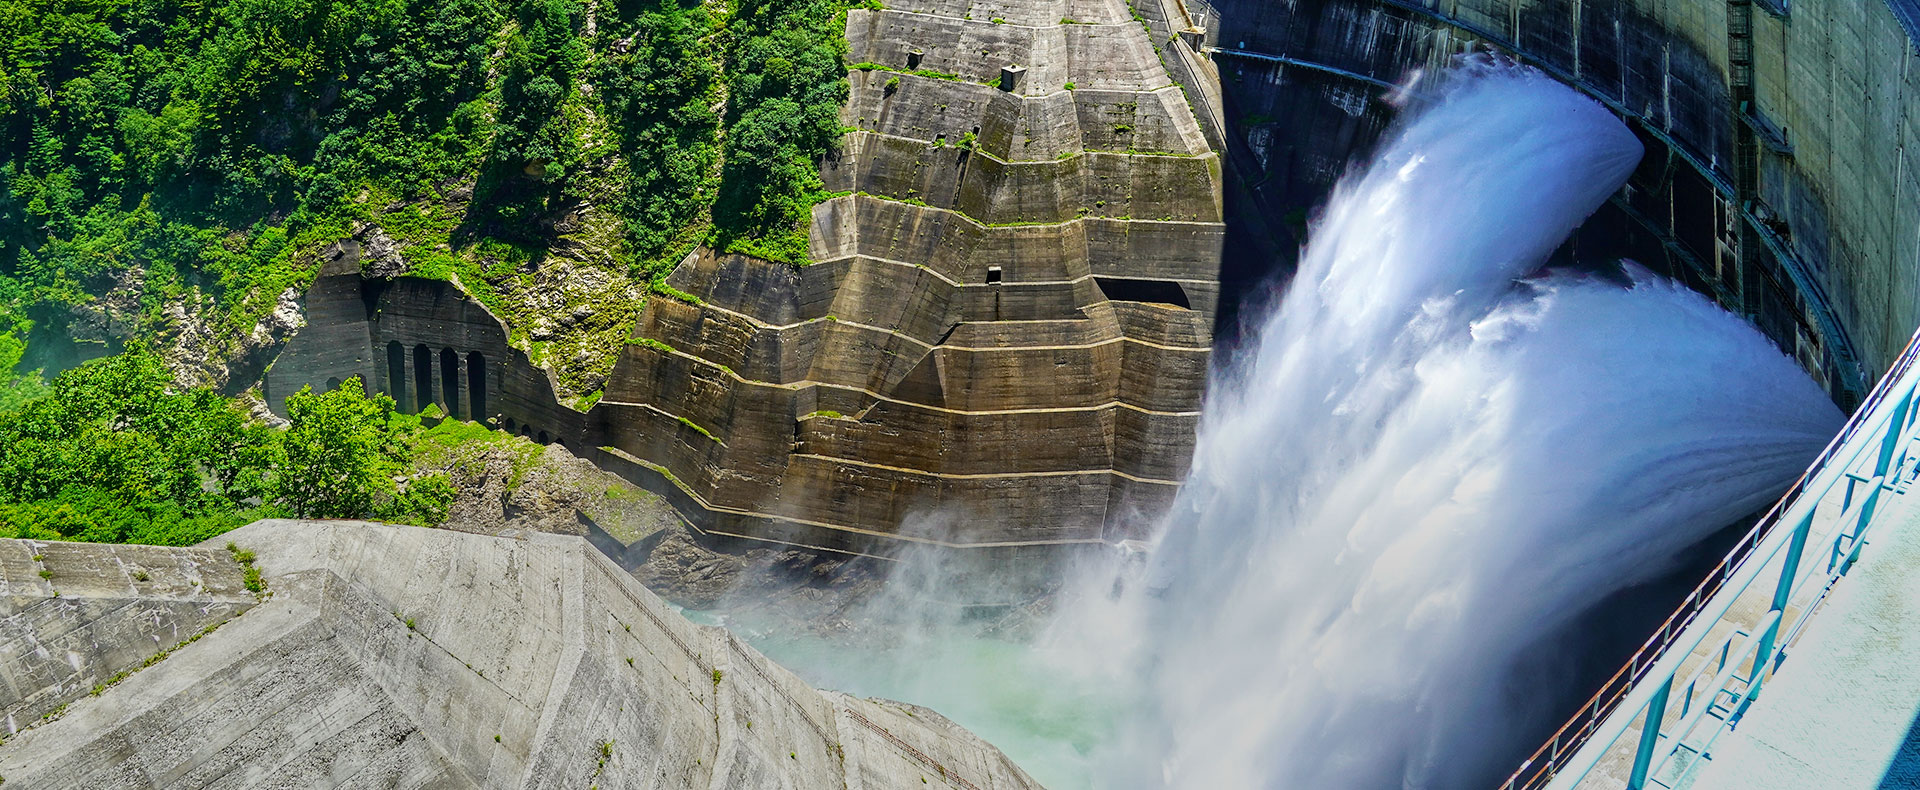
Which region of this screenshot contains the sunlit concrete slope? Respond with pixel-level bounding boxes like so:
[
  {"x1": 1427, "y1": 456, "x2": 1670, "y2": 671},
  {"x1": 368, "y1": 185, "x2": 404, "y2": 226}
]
[
  {"x1": 1682, "y1": 495, "x2": 1920, "y2": 790},
  {"x1": 0, "y1": 521, "x2": 1045, "y2": 790},
  {"x1": 0, "y1": 541, "x2": 258, "y2": 738}
]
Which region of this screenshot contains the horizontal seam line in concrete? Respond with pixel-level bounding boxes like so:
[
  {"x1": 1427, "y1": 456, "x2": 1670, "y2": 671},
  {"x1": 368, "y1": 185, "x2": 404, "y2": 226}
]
[
  {"x1": 844, "y1": 127, "x2": 1212, "y2": 162},
  {"x1": 604, "y1": 351, "x2": 1203, "y2": 416},
  {"x1": 858, "y1": 77, "x2": 1195, "y2": 105},
  {"x1": 598, "y1": 447, "x2": 1119, "y2": 550},
  {"x1": 810, "y1": 251, "x2": 1220, "y2": 288},
  {"x1": 869, "y1": 7, "x2": 1136, "y2": 30},
  {"x1": 831, "y1": 191, "x2": 1225, "y2": 229},
  {"x1": 849, "y1": 62, "x2": 1175, "y2": 97},
  {"x1": 675, "y1": 299, "x2": 1209, "y2": 352},
  {"x1": 789, "y1": 452, "x2": 1183, "y2": 485},
  {"x1": 627, "y1": 402, "x2": 726, "y2": 448},
  {"x1": 945, "y1": 336, "x2": 1208, "y2": 352}
]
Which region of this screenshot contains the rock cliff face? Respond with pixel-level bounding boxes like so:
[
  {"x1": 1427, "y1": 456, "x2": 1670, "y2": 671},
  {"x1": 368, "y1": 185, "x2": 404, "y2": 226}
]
[
  {"x1": 0, "y1": 521, "x2": 1047, "y2": 790},
  {"x1": 266, "y1": 0, "x2": 1225, "y2": 556}
]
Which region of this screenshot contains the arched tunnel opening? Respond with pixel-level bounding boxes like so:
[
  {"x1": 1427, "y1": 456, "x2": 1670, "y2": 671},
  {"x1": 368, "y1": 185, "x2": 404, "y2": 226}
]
[
  {"x1": 467, "y1": 352, "x2": 487, "y2": 423},
  {"x1": 439, "y1": 348, "x2": 462, "y2": 420},
  {"x1": 386, "y1": 341, "x2": 411, "y2": 413},
  {"x1": 413, "y1": 344, "x2": 434, "y2": 413}
]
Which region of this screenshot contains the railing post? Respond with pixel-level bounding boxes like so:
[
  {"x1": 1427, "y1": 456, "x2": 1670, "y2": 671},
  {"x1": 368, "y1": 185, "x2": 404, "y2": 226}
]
[
  {"x1": 1745, "y1": 508, "x2": 1815, "y2": 703},
  {"x1": 1840, "y1": 486, "x2": 1883, "y2": 575},
  {"x1": 1875, "y1": 387, "x2": 1913, "y2": 478},
  {"x1": 1626, "y1": 676, "x2": 1674, "y2": 790}
]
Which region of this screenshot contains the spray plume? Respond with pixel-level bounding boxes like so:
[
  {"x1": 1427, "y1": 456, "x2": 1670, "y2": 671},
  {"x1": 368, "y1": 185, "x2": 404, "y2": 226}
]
[
  {"x1": 732, "y1": 60, "x2": 1843, "y2": 790},
  {"x1": 1085, "y1": 59, "x2": 1844, "y2": 788}
]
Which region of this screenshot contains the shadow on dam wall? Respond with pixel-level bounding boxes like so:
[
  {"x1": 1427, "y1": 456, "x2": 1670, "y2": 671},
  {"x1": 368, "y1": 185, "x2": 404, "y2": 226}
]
[
  {"x1": 1161, "y1": 0, "x2": 1920, "y2": 782},
  {"x1": 1187, "y1": 0, "x2": 1871, "y2": 410},
  {"x1": 264, "y1": 245, "x2": 1133, "y2": 575}
]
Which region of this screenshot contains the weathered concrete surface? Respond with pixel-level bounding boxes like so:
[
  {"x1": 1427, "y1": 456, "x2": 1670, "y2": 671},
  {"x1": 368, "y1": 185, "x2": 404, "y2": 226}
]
[
  {"x1": 1192, "y1": 0, "x2": 1920, "y2": 406},
  {"x1": 0, "y1": 541, "x2": 256, "y2": 738},
  {"x1": 1680, "y1": 492, "x2": 1920, "y2": 790},
  {"x1": 0, "y1": 522, "x2": 1047, "y2": 790},
  {"x1": 265, "y1": 0, "x2": 1224, "y2": 557},
  {"x1": 598, "y1": 0, "x2": 1221, "y2": 551}
]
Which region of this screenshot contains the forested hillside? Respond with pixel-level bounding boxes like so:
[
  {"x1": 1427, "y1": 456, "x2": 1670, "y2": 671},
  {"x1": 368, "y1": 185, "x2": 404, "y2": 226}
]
[
  {"x1": 0, "y1": 0, "x2": 856, "y2": 543},
  {"x1": 0, "y1": 0, "x2": 854, "y2": 402}
]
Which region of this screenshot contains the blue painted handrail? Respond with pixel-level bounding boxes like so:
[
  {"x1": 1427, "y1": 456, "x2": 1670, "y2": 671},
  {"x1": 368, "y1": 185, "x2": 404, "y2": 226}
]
[{"x1": 1499, "y1": 326, "x2": 1920, "y2": 790}]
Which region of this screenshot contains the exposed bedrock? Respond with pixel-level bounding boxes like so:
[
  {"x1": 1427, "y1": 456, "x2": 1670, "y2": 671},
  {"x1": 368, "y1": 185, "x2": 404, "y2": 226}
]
[
  {"x1": 267, "y1": 0, "x2": 1226, "y2": 557},
  {"x1": 0, "y1": 521, "x2": 1047, "y2": 790}
]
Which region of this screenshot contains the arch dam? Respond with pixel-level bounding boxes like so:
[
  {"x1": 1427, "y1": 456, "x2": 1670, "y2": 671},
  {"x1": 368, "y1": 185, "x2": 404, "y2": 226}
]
[
  {"x1": 1173, "y1": 1, "x2": 1920, "y2": 788},
  {"x1": 261, "y1": 1, "x2": 1920, "y2": 784}
]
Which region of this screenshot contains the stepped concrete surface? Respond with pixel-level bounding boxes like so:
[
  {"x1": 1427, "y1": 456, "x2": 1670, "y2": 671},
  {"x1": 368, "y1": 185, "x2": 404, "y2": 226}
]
[
  {"x1": 269, "y1": 0, "x2": 1226, "y2": 557},
  {"x1": 0, "y1": 540, "x2": 257, "y2": 737},
  {"x1": 0, "y1": 520, "x2": 1046, "y2": 789},
  {"x1": 1682, "y1": 493, "x2": 1920, "y2": 790}
]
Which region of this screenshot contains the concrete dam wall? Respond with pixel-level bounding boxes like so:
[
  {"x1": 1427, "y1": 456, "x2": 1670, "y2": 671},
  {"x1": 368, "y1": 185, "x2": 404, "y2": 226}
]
[
  {"x1": 269, "y1": 0, "x2": 1225, "y2": 556},
  {"x1": 1192, "y1": 0, "x2": 1920, "y2": 408},
  {"x1": 267, "y1": 0, "x2": 1920, "y2": 557}
]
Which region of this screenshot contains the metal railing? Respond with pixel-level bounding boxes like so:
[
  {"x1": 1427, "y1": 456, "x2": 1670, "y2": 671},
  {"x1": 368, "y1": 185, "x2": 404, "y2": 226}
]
[{"x1": 1498, "y1": 326, "x2": 1920, "y2": 790}]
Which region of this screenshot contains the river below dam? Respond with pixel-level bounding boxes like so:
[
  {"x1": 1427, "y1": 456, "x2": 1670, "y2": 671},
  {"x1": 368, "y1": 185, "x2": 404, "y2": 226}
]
[{"x1": 698, "y1": 59, "x2": 1844, "y2": 790}]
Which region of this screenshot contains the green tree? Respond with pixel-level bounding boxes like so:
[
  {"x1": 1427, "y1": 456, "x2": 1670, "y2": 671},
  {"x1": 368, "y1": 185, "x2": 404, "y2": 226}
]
[
  {"x1": 594, "y1": 0, "x2": 720, "y2": 272},
  {"x1": 710, "y1": 0, "x2": 850, "y2": 264},
  {"x1": 274, "y1": 376, "x2": 403, "y2": 518},
  {"x1": 0, "y1": 349, "x2": 275, "y2": 543},
  {"x1": 480, "y1": 0, "x2": 587, "y2": 230},
  {"x1": 377, "y1": 471, "x2": 456, "y2": 526}
]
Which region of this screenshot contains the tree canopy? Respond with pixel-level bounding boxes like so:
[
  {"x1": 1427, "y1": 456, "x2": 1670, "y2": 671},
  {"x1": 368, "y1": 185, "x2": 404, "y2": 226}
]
[
  {"x1": 0, "y1": 354, "x2": 457, "y2": 543},
  {"x1": 0, "y1": 0, "x2": 853, "y2": 395}
]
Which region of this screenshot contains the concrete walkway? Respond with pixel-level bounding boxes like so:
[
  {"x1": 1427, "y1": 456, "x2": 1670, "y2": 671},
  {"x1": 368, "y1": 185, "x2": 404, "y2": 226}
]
[{"x1": 1686, "y1": 490, "x2": 1920, "y2": 790}]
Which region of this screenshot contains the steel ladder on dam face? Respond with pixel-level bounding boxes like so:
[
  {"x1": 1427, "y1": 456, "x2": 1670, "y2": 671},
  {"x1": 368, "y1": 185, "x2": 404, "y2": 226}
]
[{"x1": 1496, "y1": 327, "x2": 1920, "y2": 790}]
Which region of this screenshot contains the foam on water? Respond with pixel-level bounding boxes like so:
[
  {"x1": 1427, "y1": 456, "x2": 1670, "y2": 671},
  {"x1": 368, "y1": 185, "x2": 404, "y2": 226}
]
[{"x1": 735, "y1": 60, "x2": 1845, "y2": 789}]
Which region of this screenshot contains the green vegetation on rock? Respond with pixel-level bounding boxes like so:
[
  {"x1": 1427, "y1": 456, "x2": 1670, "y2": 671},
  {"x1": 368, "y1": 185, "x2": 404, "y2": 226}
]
[
  {"x1": 0, "y1": 0, "x2": 853, "y2": 398},
  {"x1": 0, "y1": 350, "x2": 277, "y2": 544},
  {"x1": 0, "y1": 350, "x2": 528, "y2": 544}
]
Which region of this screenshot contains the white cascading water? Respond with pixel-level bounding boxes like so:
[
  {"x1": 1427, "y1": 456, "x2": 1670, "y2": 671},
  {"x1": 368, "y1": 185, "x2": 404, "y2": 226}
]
[
  {"x1": 1074, "y1": 59, "x2": 1846, "y2": 788},
  {"x1": 734, "y1": 60, "x2": 1846, "y2": 790}
]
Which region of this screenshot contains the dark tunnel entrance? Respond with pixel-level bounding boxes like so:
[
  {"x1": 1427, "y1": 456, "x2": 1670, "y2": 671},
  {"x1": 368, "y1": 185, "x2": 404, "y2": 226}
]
[
  {"x1": 413, "y1": 344, "x2": 434, "y2": 413},
  {"x1": 468, "y1": 352, "x2": 487, "y2": 423},
  {"x1": 439, "y1": 349, "x2": 462, "y2": 420},
  {"x1": 387, "y1": 342, "x2": 410, "y2": 412}
]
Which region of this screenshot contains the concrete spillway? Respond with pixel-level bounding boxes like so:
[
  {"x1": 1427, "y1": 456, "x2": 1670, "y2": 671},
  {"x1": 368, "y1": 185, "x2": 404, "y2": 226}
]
[{"x1": 0, "y1": 521, "x2": 1045, "y2": 789}]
